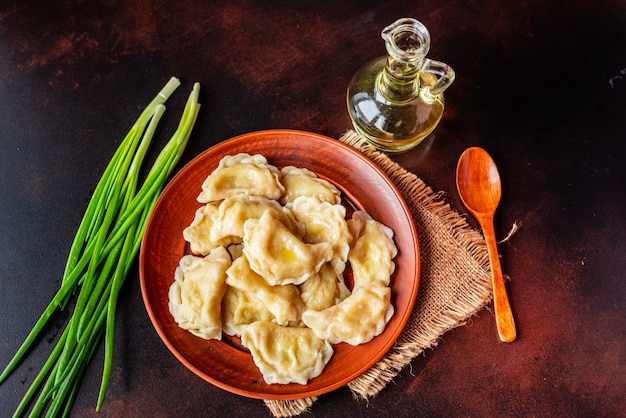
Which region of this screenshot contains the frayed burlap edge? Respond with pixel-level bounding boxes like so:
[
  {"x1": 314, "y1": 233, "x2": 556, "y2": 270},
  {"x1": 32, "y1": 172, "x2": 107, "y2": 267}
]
[
  {"x1": 264, "y1": 397, "x2": 318, "y2": 418},
  {"x1": 265, "y1": 130, "x2": 493, "y2": 417}
]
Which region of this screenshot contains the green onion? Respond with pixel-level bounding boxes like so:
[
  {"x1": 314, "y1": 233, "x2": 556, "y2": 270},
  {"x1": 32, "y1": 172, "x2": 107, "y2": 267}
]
[{"x1": 0, "y1": 77, "x2": 201, "y2": 417}]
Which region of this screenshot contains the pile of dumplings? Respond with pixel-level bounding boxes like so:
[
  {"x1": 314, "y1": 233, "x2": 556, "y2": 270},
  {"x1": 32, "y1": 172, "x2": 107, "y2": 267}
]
[{"x1": 168, "y1": 153, "x2": 398, "y2": 385}]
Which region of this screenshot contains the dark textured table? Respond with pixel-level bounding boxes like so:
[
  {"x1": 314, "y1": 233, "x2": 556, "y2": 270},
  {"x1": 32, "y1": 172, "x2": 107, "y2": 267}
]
[{"x1": 1, "y1": 1, "x2": 624, "y2": 417}]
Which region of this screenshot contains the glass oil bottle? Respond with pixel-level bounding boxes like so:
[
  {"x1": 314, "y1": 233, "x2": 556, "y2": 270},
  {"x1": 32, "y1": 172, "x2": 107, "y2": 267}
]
[{"x1": 347, "y1": 18, "x2": 455, "y2": 152}]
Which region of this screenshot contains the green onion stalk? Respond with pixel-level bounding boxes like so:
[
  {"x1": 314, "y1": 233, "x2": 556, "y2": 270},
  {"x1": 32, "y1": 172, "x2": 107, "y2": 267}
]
[{"x1": 0, "y1": 77, "x2": 201, "y2": 417}]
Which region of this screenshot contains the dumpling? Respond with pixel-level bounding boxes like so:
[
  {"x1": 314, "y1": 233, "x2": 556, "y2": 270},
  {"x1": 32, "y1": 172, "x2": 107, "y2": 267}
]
[
  {"x1": 197, "y1": 153, "x2": 284, "y2": 203},
  {"x1": 347, "y1": 211, "x2": 397, "y2": 289},
  {"x1": 183, "y1": 203, "x2": 236, "y2": 255},
  {"x1": 301, "y1": 284, "x2": 394, "y2": 346},
  {"x1": 225, "y1": 255, "x2": 304, "y2": 325},
  {"x1": 243, "y1": 210, "x2": 332, "y2": 286},
  {"x1": 290, "y1": 196, "x2": 352, "y2": 274},
  {"x1": 221, "y1": 286, "x2": 274, "y2": 337},
  {"x1": 279, "y1": 166, "x2": 341, "y2": 205},
  {"x1": 241, "y1": 321, "x2": 333, "y2": 385},
  {"x1": 298, "y1": 262, "x2": 350, "y2": 311},
  {"x1": 168, "y1": 247, "x2": 232, "y2": 340},
  {"x1": 210, "y1": 194, "x2": 303, "y2": 243}
]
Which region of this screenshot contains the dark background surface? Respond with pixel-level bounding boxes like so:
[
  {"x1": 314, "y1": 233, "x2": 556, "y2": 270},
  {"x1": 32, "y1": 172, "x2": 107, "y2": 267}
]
[{"x1": 1, "y1": 1, "x2": 625, "y2": 417}]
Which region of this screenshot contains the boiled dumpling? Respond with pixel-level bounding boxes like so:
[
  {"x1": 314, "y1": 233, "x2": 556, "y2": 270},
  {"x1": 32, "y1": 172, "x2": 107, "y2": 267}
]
[
  {"x1": 168, "y1": 247, "x2": 232, "y2": 340},
  {"x1": 241, "y1": 321, "x2": 333, "y2": 385},
  {"x1": 183, "y1": 203, "x2": 235, "y2": 255},
  {"x1": 290, "y1": 196, "x2": 352, "y2": 274},
  {"x1": 279, "y1": 166, "x2": 341, "y2": 205},
  {"x1": 347, "y1": 211, "x2": 397, "y2": 289},
  {"x1": 243, "y1": 210, "x2": 332, "y2": 286},
  {"x1": 210, "y1": 194, "x2": 303, "y2": 243},
  {"x1": 301, "y1": 284, "x2": 394, "y2": 346},
  {"x1": 298, "y1": 262, "x2": 350, "y2": 311},
  {"x1": 197, "y1": 153, "x2": 284, "y2": 203},
  {"x1": 225, "y1": 255, "x2": 304, "y2": 325},
  {"x1": 221, "y1": 286, "x2": 274, "y2": 337}
]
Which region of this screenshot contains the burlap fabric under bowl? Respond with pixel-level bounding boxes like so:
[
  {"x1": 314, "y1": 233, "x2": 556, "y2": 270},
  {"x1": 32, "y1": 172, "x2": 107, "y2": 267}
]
[{"x1": 265, "y1": 130, "x2": 494, "y2": 417}]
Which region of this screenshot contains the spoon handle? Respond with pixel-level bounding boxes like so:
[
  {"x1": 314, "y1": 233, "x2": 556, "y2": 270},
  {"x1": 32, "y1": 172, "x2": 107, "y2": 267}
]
[{"x1": 480, "y1": 217, "x2": 516, "y2": 343}]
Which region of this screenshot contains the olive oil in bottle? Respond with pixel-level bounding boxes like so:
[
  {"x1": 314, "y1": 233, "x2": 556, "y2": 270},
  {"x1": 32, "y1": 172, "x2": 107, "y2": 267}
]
[{"x1": 347, "y1": 18, "x2": 455, "y2": 153}]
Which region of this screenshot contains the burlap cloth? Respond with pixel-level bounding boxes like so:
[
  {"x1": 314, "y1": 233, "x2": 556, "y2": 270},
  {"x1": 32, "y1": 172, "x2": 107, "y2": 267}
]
[{"x1": 265, "y1": 130, "x2": 494, "y2": 417}]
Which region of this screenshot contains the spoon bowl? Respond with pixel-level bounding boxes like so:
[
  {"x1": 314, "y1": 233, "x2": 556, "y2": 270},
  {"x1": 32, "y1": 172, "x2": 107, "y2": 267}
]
[
  {"x1": 456, "y1": 149, "x2": 502, "y2": 215},
  {"x1": 456, "y1": 147, "x2": 516, "y2": 343}
]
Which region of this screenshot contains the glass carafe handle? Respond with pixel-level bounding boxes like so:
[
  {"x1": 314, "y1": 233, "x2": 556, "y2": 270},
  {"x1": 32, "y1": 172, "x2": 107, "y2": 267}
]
[{"x1": 421, "y1": 59, "x2": 455, "y2": 101}]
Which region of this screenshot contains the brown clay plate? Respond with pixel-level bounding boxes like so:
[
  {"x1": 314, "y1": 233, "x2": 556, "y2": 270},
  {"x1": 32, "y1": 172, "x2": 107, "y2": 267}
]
[{"x1": 139, "y1": 129, "x2": 420, "y2": 400}]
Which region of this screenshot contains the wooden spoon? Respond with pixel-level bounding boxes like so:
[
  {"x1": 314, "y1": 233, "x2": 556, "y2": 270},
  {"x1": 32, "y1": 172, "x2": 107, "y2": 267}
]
[{"x1": 456, "y1": 147, "x2": 516, "y2": 343}]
